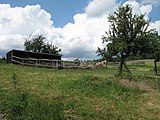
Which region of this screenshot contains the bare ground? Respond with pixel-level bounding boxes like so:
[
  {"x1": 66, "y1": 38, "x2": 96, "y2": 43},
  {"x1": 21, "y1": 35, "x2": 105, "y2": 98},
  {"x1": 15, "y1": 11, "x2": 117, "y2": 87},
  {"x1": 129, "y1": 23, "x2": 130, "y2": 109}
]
[
  {"x1": 118, "y1": 79, "x2": 160, "y2": 119},
  {"x1": 0, "y1": 113, "x2": 4, "y2": 120},
  {"x1": 118, "y1": 79, "x2": 153, "y2": 91}
]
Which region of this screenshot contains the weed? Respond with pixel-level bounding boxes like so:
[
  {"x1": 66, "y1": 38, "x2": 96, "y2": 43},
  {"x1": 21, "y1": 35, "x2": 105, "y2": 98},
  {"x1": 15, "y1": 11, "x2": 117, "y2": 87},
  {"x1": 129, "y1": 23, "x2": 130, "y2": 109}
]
[{"x1": 12, "y1": 73, "x2": 19, "y2": 90}]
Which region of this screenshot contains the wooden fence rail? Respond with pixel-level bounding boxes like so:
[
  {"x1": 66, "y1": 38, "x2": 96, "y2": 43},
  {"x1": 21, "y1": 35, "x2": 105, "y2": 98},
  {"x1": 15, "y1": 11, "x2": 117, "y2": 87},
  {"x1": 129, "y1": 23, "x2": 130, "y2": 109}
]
[{"x1": 12, "y1": 56, "x2": 63, "y2": 68}]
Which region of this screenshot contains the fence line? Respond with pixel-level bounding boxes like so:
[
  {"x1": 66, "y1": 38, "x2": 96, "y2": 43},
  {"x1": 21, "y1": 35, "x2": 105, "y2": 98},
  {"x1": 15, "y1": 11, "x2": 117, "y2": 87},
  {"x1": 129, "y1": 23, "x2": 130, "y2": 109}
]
[{"x1": 12, "y1": 56, "x2": 63, "y2": 68}]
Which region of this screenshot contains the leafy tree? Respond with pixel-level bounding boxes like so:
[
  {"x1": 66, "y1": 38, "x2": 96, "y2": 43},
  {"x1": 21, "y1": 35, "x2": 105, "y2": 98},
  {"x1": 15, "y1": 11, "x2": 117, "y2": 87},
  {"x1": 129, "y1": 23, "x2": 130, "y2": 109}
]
[
  {"x1": 24, "y1": 34, "x2": 61, "y2": 55},
  {"x1": 99, "y1": 5, "x2": 153, "y2": 75},
  {"x1": 42, "y1": 42, "x2": 61, "y2": 54},
  {"x1": 148, "y1": 32, "x2": 160, "y2": 75},
  {"x1": 97, "y1": 47, "x2": 112, "y2": 68},
  {"x1": 152, "y1": 36, "x2": 160, "y2": 75},
  {"x1": 24, "y1": 34, "x2": 45, "y2": 53},
  {"x1": 139, "y1": 30, "x2": 160, "y2": 75}
]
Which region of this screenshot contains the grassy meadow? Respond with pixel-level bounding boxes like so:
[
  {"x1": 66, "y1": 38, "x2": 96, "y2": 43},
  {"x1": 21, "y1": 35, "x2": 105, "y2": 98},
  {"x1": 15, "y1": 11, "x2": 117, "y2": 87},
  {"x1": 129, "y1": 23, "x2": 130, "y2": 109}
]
[{"x1": 0, "y1": 60, "x2": 160, "y2": 119}]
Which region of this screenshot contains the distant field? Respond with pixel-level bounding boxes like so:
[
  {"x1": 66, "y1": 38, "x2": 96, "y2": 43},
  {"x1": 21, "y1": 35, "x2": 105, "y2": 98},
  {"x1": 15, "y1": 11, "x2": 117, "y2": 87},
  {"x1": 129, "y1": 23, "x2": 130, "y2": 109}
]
[{"x1": 0, "y1": 60, "x2": 160, "y2": 119}]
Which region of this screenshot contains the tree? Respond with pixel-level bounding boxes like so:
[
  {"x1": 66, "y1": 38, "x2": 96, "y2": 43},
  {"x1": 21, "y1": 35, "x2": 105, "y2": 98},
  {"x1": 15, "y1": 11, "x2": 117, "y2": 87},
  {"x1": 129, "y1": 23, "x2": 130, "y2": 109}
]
[
  {"x1": 24, "y1": 34, "x2": 45, "y2": 53},
  {"x1": 42, "y1": 42, "x2": 61, "y2": 54},
  {"x1": 99, "y1": 5, "x2": 153, "y2": 75},
  {"x1": 152, "y1": 36, "x2": 160, "y2": 75},
  {"x1": 97, "y1": 47, "x2": 112, "y2": 68},
  {"x1": 24, "y1": 34, "x2": 61, "y2": 55},
  {"x1": 138, "y1": 30, "x2": 160, "y2": 75},
  {"x1": 148, "y1": 32, "x2": 160, "y2": 75}
]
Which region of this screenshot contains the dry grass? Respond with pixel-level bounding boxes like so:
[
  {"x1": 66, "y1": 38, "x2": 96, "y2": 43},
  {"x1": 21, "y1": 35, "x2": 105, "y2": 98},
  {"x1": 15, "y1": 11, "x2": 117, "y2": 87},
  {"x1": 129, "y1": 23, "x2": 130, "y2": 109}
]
[{"x1": 118, "y1": 79, "x2": 153, "y2": 91}]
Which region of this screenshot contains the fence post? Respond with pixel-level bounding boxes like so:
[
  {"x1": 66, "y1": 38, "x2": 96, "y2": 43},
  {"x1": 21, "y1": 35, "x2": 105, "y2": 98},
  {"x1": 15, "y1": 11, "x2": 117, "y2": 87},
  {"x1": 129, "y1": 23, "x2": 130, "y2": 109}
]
[
  {"x1": 22, "y1": 59, "x2": 24, "y2": 65},
  {"x1": 36, "y1": 60, "x2": 38, "y2": 67},
  {"x1": 56, "y1": 61, "x2": 58, "y2": 69},
  {"x1": 62, "y1": 61, "x2": 64, "y2": 68}
]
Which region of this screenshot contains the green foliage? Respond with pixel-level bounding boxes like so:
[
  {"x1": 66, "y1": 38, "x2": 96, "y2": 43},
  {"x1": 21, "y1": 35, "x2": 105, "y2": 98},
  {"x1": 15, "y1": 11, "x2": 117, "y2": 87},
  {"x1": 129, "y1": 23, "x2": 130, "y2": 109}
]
[
  {"x1": 97, "y1": 47, "x2": 113, "y2": 62},
  {"x1": 24, "y1": 34, "x2": 61, "y2": 55},
  {"x1": 148, "y1": 33, "x2": 160, "y2": 60},
  {"x1": 105, "y1": 5, "x2": 150, "y2": 56},
  {"x1": 99, "y1": 5, "x2": 154, "y2": 75},
  {"x1": 42, "y1": 42, "x2": 61, "y2": 55},
  {"x1": 145, "y1": 33, "x2": 160, "y2": 75},
  {"x1": 24, "y1": 34, "x2": 45, "y2": 53}
]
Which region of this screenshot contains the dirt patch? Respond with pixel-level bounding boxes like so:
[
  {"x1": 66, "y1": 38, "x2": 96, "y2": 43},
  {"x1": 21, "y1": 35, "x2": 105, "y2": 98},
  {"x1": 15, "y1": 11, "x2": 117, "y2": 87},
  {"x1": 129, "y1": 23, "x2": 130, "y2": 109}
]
[
  {"x1": 118, "y1": 79, "x2": 153, "y2": 91},
  {"x1": 0, "y1": 113, "x2": 4, "y2": 120},
  {"x1": 140, "y1": 90, "x2": 160, "y2": 119},
  {"x1": 158, "y1": 112, "x2": 160, "y2": 120},
  {"x1": 95, "y1": 105, "x2": 103, "y2": 111}
]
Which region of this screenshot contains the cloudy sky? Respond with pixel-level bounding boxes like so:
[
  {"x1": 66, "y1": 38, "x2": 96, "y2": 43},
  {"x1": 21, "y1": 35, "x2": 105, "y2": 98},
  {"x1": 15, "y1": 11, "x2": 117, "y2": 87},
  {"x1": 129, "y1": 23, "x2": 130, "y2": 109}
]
[{"x1": 0, "y1": 0, "x2": 160, "y2": 60}]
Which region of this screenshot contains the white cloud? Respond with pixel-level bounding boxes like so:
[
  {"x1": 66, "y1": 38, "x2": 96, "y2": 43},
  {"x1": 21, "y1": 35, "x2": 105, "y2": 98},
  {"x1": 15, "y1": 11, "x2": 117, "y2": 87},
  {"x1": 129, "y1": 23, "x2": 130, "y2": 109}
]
[
  {"x1": 149, "y1": 21, "x2": 160, "y2": 34},
  {"x1": 0, "y1": 4, "x2": 53, "y2": 35},
  {"x1": 0, "y1": 4, "x2": 55, "y2": 52},
  {"x1": 85, "y1": 0, "x2": 117, "y2": 17},
  {"x1": 123, "y1": 1, "x2": 152, "y2": 20},
  {"x1": 0, "y1": 3, "x2": 110, "y2": 60},
  {"x1": 0, "y1": 34, "x2": 25, "y2": 50},
  {"x1": 141, "y1": 0, "x2": 160, "y2": 6},
  {"x1": 140, "y1": 4, "x2": 152, "y2": 15},
  {"x1": 55, "y1": 13, "x2": 109, "y2": 59},
  {"x1": 122, "y1": 1, "x2": 160, "y2": 34},
  {"x1": 123, "y1": 1, "x2": 142, "y2": 14}
]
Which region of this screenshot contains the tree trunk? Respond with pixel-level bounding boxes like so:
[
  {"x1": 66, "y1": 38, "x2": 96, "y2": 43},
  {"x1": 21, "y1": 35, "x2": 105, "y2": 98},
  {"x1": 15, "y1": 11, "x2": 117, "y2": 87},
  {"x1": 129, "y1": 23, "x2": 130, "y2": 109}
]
[
  {"x1": 124, "y1": 62, "x2": 131, "y2": 74},
  {"x1": 105, "y1": 59, "x2": 107, "y2": 68},
  {"x1": 117, "y1": 57, "x2": 131, "y2": 76},
  {"x1": 118, "y1": 58, "x2": 124, "y2": 76},
  {"x1": 154, "y1": 60, "x2": 158, "y2": 75}
]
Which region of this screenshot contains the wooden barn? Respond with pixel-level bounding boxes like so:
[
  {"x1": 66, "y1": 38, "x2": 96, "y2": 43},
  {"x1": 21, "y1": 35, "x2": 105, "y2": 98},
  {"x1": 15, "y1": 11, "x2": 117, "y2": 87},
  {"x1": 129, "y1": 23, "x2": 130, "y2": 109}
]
[{"x1": 6, "y1": 49, "x2": 63, "y2": 68}]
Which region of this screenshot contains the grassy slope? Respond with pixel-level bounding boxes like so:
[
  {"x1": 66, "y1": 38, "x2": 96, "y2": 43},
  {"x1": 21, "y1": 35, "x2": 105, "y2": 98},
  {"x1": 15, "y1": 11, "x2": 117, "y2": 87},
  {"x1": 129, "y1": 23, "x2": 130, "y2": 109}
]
[{"x1": 0, "y1": 60, "x2": 160, "y2": 119}]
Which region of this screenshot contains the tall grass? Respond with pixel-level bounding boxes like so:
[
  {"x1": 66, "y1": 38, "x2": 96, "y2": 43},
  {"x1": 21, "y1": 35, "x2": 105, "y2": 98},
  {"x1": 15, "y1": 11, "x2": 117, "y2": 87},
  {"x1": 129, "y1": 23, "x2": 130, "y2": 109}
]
[
  {"x1": 0, "y1": 72, "x2": 65, "y2": 120},
  {"x1": 0, "y1": 61, "x2": 160, "y2": 119}
]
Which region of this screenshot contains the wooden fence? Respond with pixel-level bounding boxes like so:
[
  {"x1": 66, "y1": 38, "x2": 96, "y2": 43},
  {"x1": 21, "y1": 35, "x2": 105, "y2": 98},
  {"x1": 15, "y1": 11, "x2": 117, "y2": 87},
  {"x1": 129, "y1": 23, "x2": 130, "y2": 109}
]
[
  {"x1": 12, "y1": 56, "x2": 63, "y2": 68},
  {"x1": 10, "y1": 56, "x2": 95, "y2": 69}
]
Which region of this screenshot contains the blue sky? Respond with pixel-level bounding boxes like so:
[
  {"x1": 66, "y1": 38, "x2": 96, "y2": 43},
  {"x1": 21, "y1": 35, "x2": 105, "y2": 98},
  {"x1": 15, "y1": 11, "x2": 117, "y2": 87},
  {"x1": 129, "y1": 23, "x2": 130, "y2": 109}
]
[
  {"x1": 0, "y1": 0, "x2": 160, "y2": 60},
  {"x1": 0, "y1": 0, "x2": 89, "y2": 27},
  {"x1": 140, "y1": 0, "x2": 160, "y2": 22},
  {"x1": 0, "y1": 0, "x2": 159, "y2": 27}
]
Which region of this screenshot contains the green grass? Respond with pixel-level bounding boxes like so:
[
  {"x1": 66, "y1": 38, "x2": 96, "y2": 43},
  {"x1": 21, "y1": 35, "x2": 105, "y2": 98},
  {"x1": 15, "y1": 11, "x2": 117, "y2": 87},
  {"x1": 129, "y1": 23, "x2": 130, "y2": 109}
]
[{"x1": 0, "y1": 60, "x2": 160, "y2": 119}]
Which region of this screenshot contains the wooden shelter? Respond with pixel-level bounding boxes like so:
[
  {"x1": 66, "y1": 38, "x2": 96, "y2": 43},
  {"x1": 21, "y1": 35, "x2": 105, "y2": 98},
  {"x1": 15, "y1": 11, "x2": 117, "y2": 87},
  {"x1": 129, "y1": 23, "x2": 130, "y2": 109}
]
[{"x1": 6, "y1": 49, "x2": 63, "y2": 68}]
